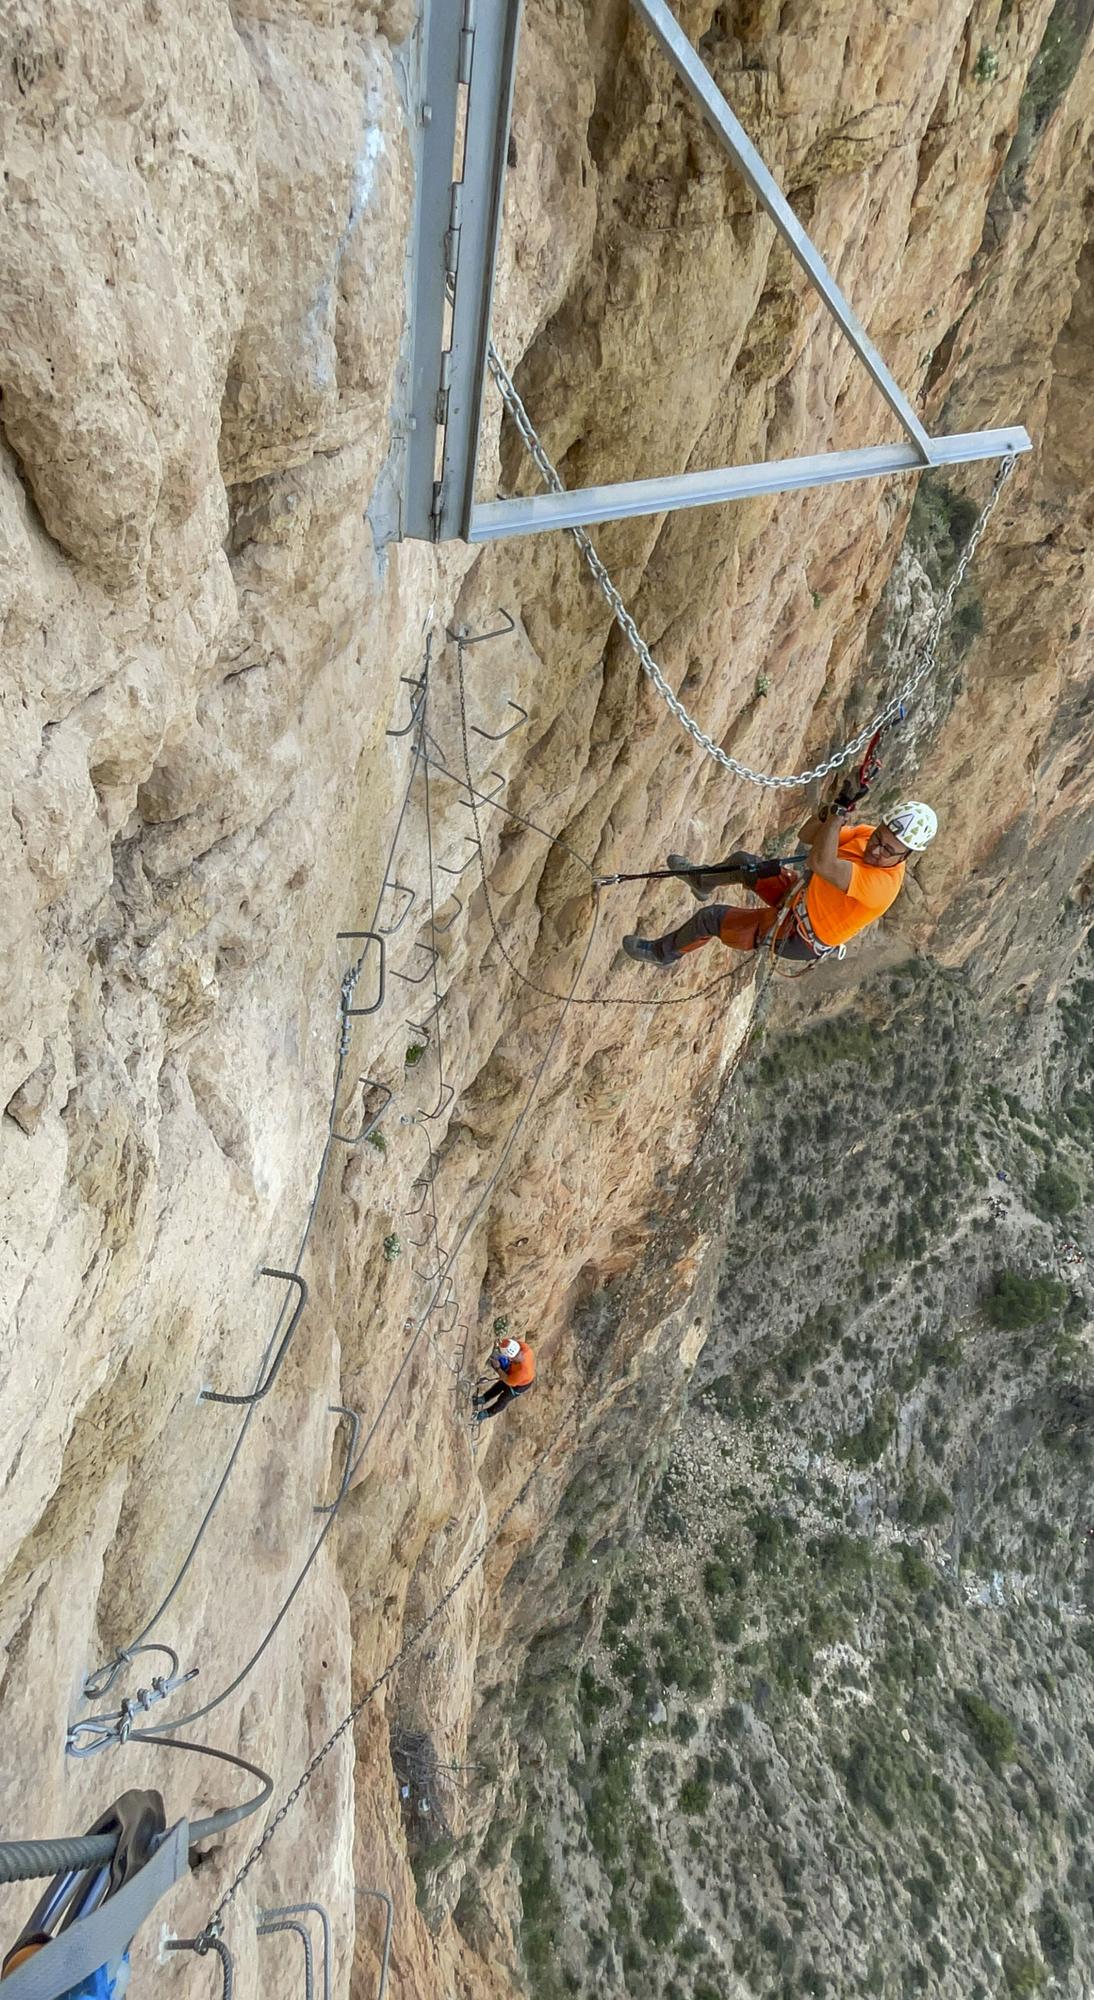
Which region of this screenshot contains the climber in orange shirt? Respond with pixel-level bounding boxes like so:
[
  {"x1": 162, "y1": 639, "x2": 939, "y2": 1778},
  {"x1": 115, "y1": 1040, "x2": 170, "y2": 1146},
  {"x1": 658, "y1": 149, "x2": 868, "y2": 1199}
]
[
  {"x1": 621, "y1": 801, "x2": 937, "y2": 967},
  {"x1": 473, "y1": 1334, "x2": 536, "y2": 1423}
]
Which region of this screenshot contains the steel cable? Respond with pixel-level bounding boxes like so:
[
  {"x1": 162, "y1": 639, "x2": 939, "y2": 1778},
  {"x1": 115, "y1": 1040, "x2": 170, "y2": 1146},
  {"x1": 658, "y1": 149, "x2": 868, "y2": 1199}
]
[
  {"x1": 450, "y1": 637, "x2": 754, "y2": 1013},
  {"x1": 86, "y1": 714, "x2": 430, "y2": 1700},
  {"x1": 134, "y1": 703, "x2": 600, "y2": 1743},
  {"x1": 197, "y1": 1378, "x2": 587, "y2": 1943}
]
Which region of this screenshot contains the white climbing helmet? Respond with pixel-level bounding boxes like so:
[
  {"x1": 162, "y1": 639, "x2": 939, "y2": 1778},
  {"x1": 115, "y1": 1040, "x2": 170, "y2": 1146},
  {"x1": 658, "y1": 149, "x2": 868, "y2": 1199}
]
[
  {"x1": 885, "y1": 800, "x2": 937, "y2": 852},
  {"x1": 500, "y1": 1338, "x2": 521, "y2": 1360}
]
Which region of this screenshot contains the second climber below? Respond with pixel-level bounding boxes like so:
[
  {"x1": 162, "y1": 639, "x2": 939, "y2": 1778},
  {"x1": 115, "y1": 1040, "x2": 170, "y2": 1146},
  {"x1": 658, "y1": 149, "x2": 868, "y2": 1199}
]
[
  {"x1": 473, "y1": 1333, "x2": 536, "y2": 1423},
  {"x1": 621, "y1": 800, "x2": 937, "y2": 968}
]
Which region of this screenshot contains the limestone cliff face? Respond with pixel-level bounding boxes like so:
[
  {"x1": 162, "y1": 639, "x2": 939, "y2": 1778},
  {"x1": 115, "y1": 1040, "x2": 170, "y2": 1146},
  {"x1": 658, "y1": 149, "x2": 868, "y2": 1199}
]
[{"x1": 0, "y1": 4, "x2": 1091, "y2": 2000}]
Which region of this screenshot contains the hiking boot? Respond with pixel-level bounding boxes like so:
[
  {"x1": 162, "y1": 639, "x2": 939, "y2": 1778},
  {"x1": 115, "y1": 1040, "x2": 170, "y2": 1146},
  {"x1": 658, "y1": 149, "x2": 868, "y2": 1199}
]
[
  {"x1": 666, "y1": 852, "x2": 714, "y2": 901},
  {"x1": 622, "y1": 934, "x2": 676, "y2": 967}
]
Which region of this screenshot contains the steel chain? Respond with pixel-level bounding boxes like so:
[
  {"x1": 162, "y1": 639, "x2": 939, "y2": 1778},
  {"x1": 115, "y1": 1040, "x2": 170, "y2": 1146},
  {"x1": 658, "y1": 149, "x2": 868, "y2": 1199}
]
[{"x1": 487, "y1": 345, "x2": 1015, "y2": 792}]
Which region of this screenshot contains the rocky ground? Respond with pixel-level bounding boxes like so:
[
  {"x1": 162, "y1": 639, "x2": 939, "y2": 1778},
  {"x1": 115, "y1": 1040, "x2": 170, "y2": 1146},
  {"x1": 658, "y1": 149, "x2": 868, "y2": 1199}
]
[{"x1": 481, "y1": 946, "x2": 1094, "y2": 1999}]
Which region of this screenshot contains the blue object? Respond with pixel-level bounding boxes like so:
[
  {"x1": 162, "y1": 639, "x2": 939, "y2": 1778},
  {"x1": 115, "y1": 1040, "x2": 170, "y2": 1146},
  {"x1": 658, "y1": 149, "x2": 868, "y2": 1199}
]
[{"x1": 62, "y1": 1954, "x2": 129, "y2": 2000}]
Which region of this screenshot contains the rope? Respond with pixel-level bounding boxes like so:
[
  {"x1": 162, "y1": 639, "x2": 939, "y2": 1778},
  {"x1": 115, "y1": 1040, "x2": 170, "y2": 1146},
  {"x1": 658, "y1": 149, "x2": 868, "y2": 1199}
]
[{"x1": 487, "y1": 342, "x2": 1016, "y2": 792}]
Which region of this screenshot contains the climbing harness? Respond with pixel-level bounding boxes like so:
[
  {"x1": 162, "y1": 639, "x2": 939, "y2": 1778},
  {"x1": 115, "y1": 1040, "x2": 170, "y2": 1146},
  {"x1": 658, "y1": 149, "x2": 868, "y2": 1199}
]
[{"x1": 488, "y1": 341, "x2": 1016, "y2": 792}]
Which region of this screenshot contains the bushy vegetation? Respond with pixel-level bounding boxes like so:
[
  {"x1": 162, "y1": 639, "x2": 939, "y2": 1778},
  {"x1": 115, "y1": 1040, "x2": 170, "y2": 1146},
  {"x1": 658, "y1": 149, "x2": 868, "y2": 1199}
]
[
  {"x1": 956, "y1": 1689, "x2": 1018, "y2": 1771},
  {"x1": 985, "y1": 1270, "x2": 1067, "y2": 1330},
  {"x1": 499, "y1": 950, "x2": 1094, "y2": 2000}
]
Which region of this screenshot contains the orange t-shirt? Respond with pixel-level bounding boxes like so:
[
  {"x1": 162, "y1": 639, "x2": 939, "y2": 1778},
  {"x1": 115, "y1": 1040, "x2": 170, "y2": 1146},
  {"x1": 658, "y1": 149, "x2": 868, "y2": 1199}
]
[
  {"x1": 804, "y1": 824, "x2": 904, "y2": 948},
  {"x1": 500, "y1": 1342, "x2": 536, "y2": 1387}
]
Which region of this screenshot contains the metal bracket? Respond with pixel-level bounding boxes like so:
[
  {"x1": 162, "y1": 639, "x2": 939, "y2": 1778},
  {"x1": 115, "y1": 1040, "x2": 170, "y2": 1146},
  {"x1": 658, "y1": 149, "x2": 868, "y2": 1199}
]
[
  {"x1": 392, "y1": 943, "x2": 439, "y2": 986},
  {"x1": 201, "y1": 1268, "x2": 308, "y2": 1408},
  {"x1": 471, "y1": 698, "x2": 528, "y2": 741},
  {"x1": 402, "y1": 0, "x2": 523, "y2": 539},
  {"x1": 314, "y1": 1406, "x2": 361, "y2": 1516},
  {"x1": 259, "y1": 1908, "x2": 332, "y2": 2000},
  {"x1": 339, "y1": 931, "x2": 386, "y2": 1018},
  {"x1": 378, "y1": 882, "x2": 417, "y2": 936},
  {"x1": 402, "y1": 0, "x2": 1027, "y2": 545},
  {"x1": 331, "y1": 1077, "x2": 392, "y2": 1148},
  {"x1": 385, "y1": 673, "x2": 427, "y2": 739}
]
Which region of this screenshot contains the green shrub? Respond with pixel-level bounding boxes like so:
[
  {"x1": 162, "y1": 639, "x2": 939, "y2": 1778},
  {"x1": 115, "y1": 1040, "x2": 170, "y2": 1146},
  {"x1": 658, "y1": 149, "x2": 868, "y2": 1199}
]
[
  {"x1": 515, "y1": 1824, "x2": 563, "y2": 1974},
  {"x1": 837, "y1": 1394, "x2": 896, "y2": 1468},
  {"x1": 678, "y1": 1775, "x2": 712, "y2": 1815},
  {"x1": 1036, "y1": 1893, "x2": 1073, "y2": 1974},
  {"x1": 986, "y1": 1271, "x2": 1067, "y2": 1329},
  {"x1": 641, "y1": 1873, "x2": 684, "y2": 1945},
  {"x1": 1032, "y1": 1164, "x2": 1081, "y2": 1216},
  {"x1": 956, "y1": 1689, "x2": 1017, "y2": 1771},
  {"x1": 1002, "y1": 1949, "x2": 1044, "y2": 1997}
]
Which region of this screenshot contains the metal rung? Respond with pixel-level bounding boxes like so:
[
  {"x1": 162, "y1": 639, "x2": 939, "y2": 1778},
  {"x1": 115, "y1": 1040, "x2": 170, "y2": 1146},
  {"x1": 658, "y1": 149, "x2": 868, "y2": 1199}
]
[
  {"x1": 314, "y1": 1406, "x2": 360, "y2": 1515},
  {"x1": 256, "y1": 1919, "x2": 313, "y2": 2000},
  {"x1": 458, "y1": 770, "x2": 505, "y2": 808},
  {"x1": 339, "y1": 932, "x2": 386, "y2": 1017},
  {"x1": 259, "y1": 1907, "x2": 332, "y2": 2000},
  {"x1": 392, "y1": 943, "x2": 439, "y2": 986},
  {"x1": 386, "y1": 675, "x2": 426, "y2": 739},
  {"x1": 420, "y1": 1083, "x2": 454, "y2": 1122},
  {"x1": 438, "y1": 839, "x2": 480, "y2": 877},
  {"x1": 430, "y1": 894, "x2": 463, "y2": 934},
  {"x1": 378, "y1": 883, "x2": 416, "y2": 936},
  {"x1": 471, "y1": 698, "x2": 527, "y2": 741},
  {"x1": 201, "y1": 1269, "x2": 308, "y2": 1407},
  {"x1": 331, "y1": 1077, "x2": 392, "y2": 1148},
  {"x1": 447, "y1": 609, "x2": 516, "y2": 646}
]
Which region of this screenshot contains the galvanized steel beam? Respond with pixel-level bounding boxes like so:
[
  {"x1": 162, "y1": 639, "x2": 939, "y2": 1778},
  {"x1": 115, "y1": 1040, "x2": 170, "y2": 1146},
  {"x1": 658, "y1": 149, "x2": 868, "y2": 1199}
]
[
  {"x1": 467, "y1": 428, "x2": 1032, "y2": 540},
  {"x1": 401, "y1": 0, "x2": 521, "y2": 541},
  {"x1": 629, "y1": 0, "x2": 936, "y2": 463}
]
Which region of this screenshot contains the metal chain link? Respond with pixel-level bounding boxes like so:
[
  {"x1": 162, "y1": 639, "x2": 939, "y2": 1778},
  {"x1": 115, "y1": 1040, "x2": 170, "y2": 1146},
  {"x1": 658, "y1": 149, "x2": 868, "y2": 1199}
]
[
  {"x1": 198, "y1": 1403, "x2": 577, "y2": 1941},
  {"x1": 487, "y1": 344, "x2": 1015, "y2": 792}
]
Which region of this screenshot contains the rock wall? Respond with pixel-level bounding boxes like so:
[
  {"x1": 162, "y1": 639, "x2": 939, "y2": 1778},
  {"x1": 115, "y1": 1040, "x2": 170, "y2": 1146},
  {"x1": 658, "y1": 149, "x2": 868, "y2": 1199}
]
[{"x1": 1, "y1": 3, "x2": 1092, "y2": 1999}]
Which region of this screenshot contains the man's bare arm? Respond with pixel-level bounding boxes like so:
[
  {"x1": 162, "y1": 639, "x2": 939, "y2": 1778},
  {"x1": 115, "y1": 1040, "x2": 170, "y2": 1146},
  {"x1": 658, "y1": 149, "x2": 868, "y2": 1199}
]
[{"x1": 807, "y1": 810, "x2": 853, "y2": 892}]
